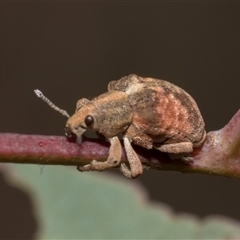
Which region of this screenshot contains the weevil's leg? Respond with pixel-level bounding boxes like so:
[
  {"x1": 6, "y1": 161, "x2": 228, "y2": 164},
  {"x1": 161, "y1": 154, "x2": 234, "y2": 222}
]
[
  {"x1": 120, "y1": 163, "x2": 132, "y2": 178},
  {"x1": 122, "y1": 136, "x2": 143, "y2": 178},
  {"x1": 75, "y1": 98, "x2": 90, "y2": 112},
  {"x1": 154, "y1": 142, "x2": 193, "y2": 154},
  {"x1": 120, "y1": 163, "x2": 149, "y2": 178},
  {"x1": 154, "y1": 142, "x2": 194, "y2": 163},
  {"x1": 77, "y1": 164, "x2": 91, "y2": 172},
  {"x1": 120, "y1": 162, "x2": 149, "y2": 178},
  {"x1": 180, "y1": 156, "x2": 194, "y2": 163},
  {"x1": 125, "y1": 124, "x2": 153, "y2": 149},
  {"x1": 87, "y1": 136, "x2": 122, "y2": 171}
]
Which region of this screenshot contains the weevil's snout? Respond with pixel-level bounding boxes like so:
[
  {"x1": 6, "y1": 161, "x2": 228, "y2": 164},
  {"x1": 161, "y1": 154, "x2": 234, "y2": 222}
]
[
  {"x1": 65, "y1": 126, "x2": 77, "y2": 142},
  {"x1": 65, "y1": 120, "x2": 86, "y2": 144},
  {"x1": 65, "y1": 104, "x2": 96, "y2": 144}
]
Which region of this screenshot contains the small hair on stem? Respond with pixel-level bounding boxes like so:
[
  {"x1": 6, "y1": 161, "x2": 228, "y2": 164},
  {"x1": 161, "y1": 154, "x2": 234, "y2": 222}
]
[{"x1": 34, "y1": 89, "x2": 70, "y2": 118}]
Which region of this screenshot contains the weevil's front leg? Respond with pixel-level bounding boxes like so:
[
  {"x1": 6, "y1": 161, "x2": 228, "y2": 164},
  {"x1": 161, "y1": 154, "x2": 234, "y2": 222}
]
[
  {"x1": 120, "y1": 137, "x2": 143, "y2": 178},
  {"x1": 78, "y1": 136, "x2": 122, "y2": 172}
]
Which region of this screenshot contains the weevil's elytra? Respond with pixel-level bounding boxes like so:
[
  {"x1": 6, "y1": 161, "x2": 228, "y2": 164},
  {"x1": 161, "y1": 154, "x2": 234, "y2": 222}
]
[{"x1": 65, "y1": 74, "x2": 206, "y2": 178}]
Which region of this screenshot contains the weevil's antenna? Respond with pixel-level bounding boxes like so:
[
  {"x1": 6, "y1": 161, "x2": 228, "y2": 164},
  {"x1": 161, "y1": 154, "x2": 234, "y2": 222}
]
[{"x1": 34, "y1": 89, "x2": 70, "y2": 118}]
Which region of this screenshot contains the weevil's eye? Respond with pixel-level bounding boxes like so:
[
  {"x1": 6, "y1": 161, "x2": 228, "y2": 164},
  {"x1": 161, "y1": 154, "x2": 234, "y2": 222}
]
[{"x1": 84, "y1": 115, "x2": 94, "y2": 128}]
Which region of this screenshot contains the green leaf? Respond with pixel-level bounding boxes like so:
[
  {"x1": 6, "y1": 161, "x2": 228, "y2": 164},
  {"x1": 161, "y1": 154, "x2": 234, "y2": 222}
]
[{"x1": 5, "y1": 165, "x2": 240, "y2": 239}]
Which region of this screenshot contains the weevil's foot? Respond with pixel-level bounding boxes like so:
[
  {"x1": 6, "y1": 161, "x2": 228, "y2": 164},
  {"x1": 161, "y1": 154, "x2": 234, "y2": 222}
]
[
  {"x1": 168, "y1": 153, "x2": 194, "y2": 164},
  {"x1": 77, "y1": 164, "x2": 91, "y2": 172},
  {"x1": 142, "y1": 164, "x2": 151, "y2": 170},
  {"x1": 119, "y1": 163, "x2": 142, "y2": 179},
  {"x1": 77, "y1": 160, "x2": 115, "y2": 172},
  {"x1": 89, "y1": 160, "x2": 115, "y2": 171},
  {"x1": 120, "y1": 163, "x2": 133, "y2": 178},
  {"x1": 181, "y1": 156, "x2": 194, "y2": 164}
]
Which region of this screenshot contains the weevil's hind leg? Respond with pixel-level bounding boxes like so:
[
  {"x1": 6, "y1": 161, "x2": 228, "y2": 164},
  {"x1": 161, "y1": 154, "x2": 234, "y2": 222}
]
[
  {"x1": 154, "y1": 142, "x2": 194, "y2": 163},
  {"x1": 179, "y1": 156, "x2": 194, "y2": 163},
  {"x1": 154, "y1": 142, "x2": 193, "y2": 153},
  {"x1": 81, "y1": 136, "x2": 122, "y2": 172},
  {"x1": 120, "y1": 137, "x2": 143, "y2": 178}
]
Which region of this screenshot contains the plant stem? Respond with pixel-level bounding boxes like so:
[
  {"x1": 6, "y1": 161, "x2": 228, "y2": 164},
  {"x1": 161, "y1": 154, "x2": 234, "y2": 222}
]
[{"x1": 1, "y1": 109, "x2": 240, "y2": 178}]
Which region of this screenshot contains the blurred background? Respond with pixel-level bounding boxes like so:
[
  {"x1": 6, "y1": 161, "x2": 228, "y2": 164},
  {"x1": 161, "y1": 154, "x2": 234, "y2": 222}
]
[{"x1": 1, "y1": 2, "x2": 240, "y2": 239}]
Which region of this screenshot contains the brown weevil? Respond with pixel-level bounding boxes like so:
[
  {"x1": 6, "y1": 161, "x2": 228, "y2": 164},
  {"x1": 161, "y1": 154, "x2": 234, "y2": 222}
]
[{"x1": 65, "y1": 74, "x2": 206, "y2": 178}]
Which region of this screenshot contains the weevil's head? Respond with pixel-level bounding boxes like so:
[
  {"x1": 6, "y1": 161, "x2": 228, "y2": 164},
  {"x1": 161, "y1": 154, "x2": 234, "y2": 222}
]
[
  {"x1": 65, "y1": 91, "x2": 133, "y2": 144},
  {"x1": 65, "y1": 103, "x2": 98, "y2": 144}
]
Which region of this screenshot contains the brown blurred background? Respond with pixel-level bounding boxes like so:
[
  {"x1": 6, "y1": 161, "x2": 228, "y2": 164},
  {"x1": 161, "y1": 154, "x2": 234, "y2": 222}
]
[{"x1": 1, "y1": 2, "x2": 240, "y2": 239}]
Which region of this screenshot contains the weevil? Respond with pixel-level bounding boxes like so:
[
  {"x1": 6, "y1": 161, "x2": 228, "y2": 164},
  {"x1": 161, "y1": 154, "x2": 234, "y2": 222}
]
[{"x1": 65, "y1": 74, "x2": 206, "y2": 178}]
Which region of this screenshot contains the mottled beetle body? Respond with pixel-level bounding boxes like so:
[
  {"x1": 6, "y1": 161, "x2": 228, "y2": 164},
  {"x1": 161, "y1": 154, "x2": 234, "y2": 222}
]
[{"x1": 65, "y1": 74, "x2": 206, "y2": 178}]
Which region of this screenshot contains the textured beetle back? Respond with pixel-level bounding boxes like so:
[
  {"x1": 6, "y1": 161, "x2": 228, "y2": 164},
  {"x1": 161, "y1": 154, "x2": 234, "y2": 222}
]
[{"x1": 120, "y1": 75, "x2": 205, "y2": 147}]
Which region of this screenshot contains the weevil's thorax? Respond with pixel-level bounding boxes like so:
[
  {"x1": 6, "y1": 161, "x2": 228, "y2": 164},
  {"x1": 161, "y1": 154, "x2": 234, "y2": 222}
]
[{"x1": 91, "y1": 90, "x2": 133, "y2": 138}]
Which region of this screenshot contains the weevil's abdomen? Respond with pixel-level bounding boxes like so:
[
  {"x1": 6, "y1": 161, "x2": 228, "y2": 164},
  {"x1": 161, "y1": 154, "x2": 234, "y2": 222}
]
[{"x1": 126, "y1": 78, "x2": 205, "y2": 147}]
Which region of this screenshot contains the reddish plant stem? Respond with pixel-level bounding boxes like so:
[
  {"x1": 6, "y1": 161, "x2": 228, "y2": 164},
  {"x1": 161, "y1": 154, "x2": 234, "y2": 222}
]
[
  {"x1": 0, "y1": 133, "x2": 171, "y2": 169},
  {"x1": 0, "y1": 134, "x2": 111, "y2": 166},
  {"x1": 1, "y1": 109, "x2": 240, "y2": 178}
]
